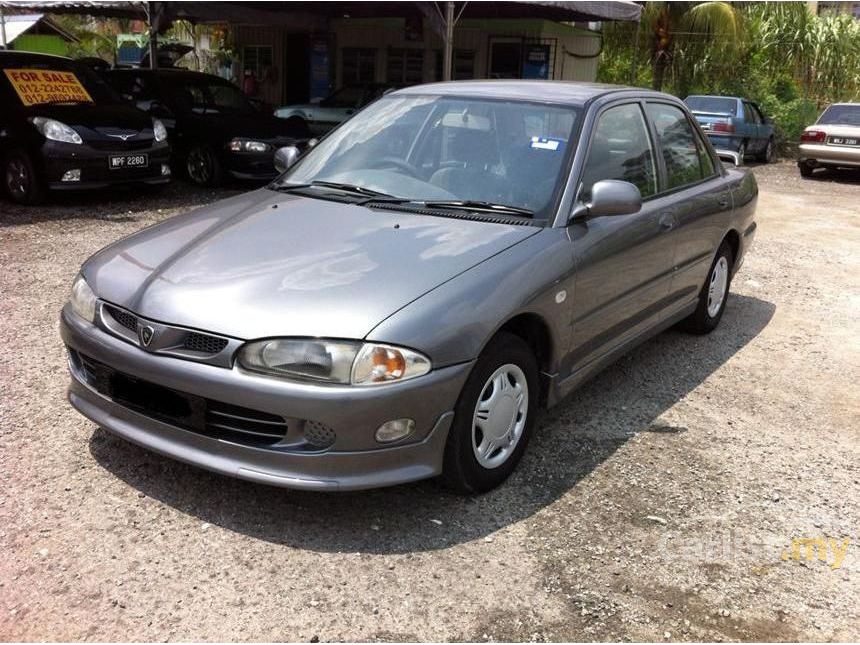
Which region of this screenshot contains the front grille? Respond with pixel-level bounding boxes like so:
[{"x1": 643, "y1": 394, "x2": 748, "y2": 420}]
[
  {"x1": 184, "y1": 332, "x2": 229, "y2": 354},
  {"x1": 70, "y1": 350, "x2": 289, "y2": 447},
  {"x1": 89, "y1": 138, "x2": 154, "y2": 151},
  {"x1": 104, "y1": 304, "x2": 137, "y2": 332},
  {"x1": 101, "y1": 303, "x2": 229, "y2": 357}
]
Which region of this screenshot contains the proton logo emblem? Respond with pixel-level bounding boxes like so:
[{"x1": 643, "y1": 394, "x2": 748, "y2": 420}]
[
  {"x1": 138, "y1": 325, "x2": 155, "y2": 347},
  {"x1": 107, "y1": 133, "x2": 135, "y2": 141}
]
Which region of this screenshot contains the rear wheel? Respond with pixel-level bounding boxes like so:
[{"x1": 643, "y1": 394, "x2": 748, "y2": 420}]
[
  {"x1": 4, "y1": 149, "x2": 46, "y2": 205},
  {"x1": 679, "y1": 240, "x2": 734, "y2": 335},
  {"x1": 442, "y1": 332, "x2": 539, "y2": 494},
  {"x1": 799, "y1": 163, "x2": 814, "y2": 178},
  {"x1": 185, "y1": 144, "x2": 223, "y2": 187},
  {"x1": 737, "y1": 141, "x2": 747, "y2": 161}
]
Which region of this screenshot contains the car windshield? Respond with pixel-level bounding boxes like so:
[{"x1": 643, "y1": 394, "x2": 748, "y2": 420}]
[
  {"x1": 1, "y1": 58, "x2": 120, "y2": 106},
  {"x1": 818, "y1": 104, "x2": 860, "y2": 126},
  {"x1": 321, "y1": 86, "x2": 368, "y2": 108},
  {"x1": 278, "y1": 94, "x2": 580, "y2": 218},
  {"x1": 685, "y1": 96, "x2": 737, "y2": 116},
  {"x1": 162, "y1": 76, "x2": 255, "y2": 114}
]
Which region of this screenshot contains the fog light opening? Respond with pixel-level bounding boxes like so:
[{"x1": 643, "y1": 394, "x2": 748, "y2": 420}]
[
  {"x1": 161, "y1": 163, "x2": 171, "y2": 176},
  {"x1": 375, "y1": 418, "x2": 415, "y2": 443},
  {"x1": 61, "y1": 169, "x2": 81, "y2": 182}
]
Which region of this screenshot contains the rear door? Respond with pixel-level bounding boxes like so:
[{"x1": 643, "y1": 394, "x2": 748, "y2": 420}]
[
  {"x1": 742, "y1": 101, "x2": 764, "y2": 153},
  {"x1": 645, "y1": 101, "x2": 732, "y2": 309},
  {"x1": 566, "y1": 101, "x2": 677, "y2": 376}
]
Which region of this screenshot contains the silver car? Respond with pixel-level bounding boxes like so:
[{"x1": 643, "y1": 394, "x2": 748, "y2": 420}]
[
  {"x1": 61, "y1": 81, "x2": 758, "y2": 493},
  {"x1": 798, "y1": 103, "x2": 860, "y2": 177}
]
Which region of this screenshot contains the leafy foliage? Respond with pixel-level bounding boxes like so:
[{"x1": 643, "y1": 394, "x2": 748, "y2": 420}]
[{"x1": 598, "y1": 2, "x2": 860, "y2": 144}]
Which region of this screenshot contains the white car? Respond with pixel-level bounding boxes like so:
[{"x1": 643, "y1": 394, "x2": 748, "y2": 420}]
[
  {"x1": 798, "y1": 103, "x2": 860, "y2": 177},
  {"x1": 274, "y1": 84, "x2": 395, "y2": 135}
]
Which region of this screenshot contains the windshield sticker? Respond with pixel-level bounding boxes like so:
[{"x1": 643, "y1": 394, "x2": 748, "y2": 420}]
[
  {"x1": 530, "y1": 136, "x2": 564, "y2": 151},
  {"x1": 4, "y1": 69, "x2": 94, "y2": 107}
]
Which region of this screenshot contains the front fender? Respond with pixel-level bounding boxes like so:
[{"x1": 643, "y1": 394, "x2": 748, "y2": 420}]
[{"x1": 365, "y1": 229, "x2": 572, "y2": 372}]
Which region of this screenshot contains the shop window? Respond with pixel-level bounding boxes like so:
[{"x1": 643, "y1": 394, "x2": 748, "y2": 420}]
[
  {"x1": 242, "y1": 45, "x2": 273, "y2": 79},
  {"x1": 434, "y1": 49, "x2": 476, "y2": 81},
  {"x1": 387, "y1": 48, "x2": 424, "y2": 85},
  {"x1": 342, "y1": 48, "x2": 377, "y2": 84}
]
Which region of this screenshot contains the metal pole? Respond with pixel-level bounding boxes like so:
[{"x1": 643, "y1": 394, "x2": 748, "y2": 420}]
[
  {"x1": 1, "y1": 6, "x2": 8, "y2": 50},
  {"x1": 148, "y1": 1, "x2": 159, "y2": 69},
  {"x1": 442, "y1": 1, "x2": 454, "y2": 81}
]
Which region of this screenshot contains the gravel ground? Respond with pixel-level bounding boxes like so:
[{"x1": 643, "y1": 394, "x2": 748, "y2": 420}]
[{"x1": 1, "y1": 162, "x2": 858, "y2": 642}]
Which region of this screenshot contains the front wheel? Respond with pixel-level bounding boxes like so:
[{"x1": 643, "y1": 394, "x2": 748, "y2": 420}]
[
  {"x1": 4, "y1": 149, "x2": 46, "y2": 205},
  {"x1": 678, "y1": 240, "x2": 734, "y2": 335},
  {"x1": 442, "y1": 332, "x2": 539, "y2": 494},
  {"x1": 185, "y1": 144, "x2": 223, "y2": 187}
]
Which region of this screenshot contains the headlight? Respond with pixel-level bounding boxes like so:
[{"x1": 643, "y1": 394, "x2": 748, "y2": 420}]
[
  {"x1": 69, "y1": 274, "x2": 96, "y2": 322},
  {"x1": 152, "y1": 118, "x2": 168, "y2": 142},
  {"x1": 237, "y1": 339, "x2": 431, "y2": 385},
  {"x1": 229, "y1": 138, "x2": 271, "y2": 153},
  {"x1": 30, "y1": 117, "x2": 82, "y2": 144}
]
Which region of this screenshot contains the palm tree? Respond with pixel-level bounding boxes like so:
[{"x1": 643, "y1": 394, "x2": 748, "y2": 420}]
[{"x1": 646, "y1": 1, "x2": 744, "y2": 91}]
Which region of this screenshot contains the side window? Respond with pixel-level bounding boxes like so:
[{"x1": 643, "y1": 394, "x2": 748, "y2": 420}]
[
  {"x1": 751, "y1": 103, "x2": 765, "y2": 124},
  {"x1": 646, "y1": 103, "x2": 706, "y2": 190},
  {"x1": 742, "y1": 102, "x2": 754, "y2": 123},
  {"x1": 580, "y1": 103, "x2": 657, "y2": 200},
  {"x1": 692, "y1": 128, "x2": 717, "y2": 177}
]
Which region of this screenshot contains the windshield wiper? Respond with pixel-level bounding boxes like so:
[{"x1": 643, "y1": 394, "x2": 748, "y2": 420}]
[
  {"x1": 418, "y1": 200, "x2": 535, "y2": 218},
  {"x1": 272, "y1": 180, "x2": 402, "y2": 200}
]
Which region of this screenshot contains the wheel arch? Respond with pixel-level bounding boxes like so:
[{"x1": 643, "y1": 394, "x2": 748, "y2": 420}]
[
  {"x1": 722, "y1": 228, "x2": 741, "y2": 271},
  {"x1": 491, "y1": 312, "x2": 556, "y2": 405}
]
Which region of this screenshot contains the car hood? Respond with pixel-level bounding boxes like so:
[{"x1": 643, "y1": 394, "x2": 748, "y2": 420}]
[
  {"x1": 83, "y1": 190, "x2": 540, "y2": 340},
  {"x1": 27, "y1": 103, "x2": 153, "y2": 132}
]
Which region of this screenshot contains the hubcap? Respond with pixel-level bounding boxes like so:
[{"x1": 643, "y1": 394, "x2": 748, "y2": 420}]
[
  {"x1": 472, "y1": 363, "x2": 528, "y2": 469},
  {"x1": 707, "y1": 256, "x2": 729, "y2": 317},
  {"x1": 6, "y1": 158, "x2": 29, "y2": 198}
]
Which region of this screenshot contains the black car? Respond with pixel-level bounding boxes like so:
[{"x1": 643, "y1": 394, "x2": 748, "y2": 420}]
[
  {"x1": 104, "y1": 69, "x2": 309, "y2": 187},
  {"x1": 1, "y1": 51, "x2": 171, "y2": 205}
]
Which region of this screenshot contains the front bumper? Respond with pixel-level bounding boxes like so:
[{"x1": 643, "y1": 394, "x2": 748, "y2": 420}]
[
  {"x1": 43, "y1": 140, "x2": 171, "y2": 190},
  {"x1": 798, "y1": 143, "x2": 860, "y2": 168},
  {"x1": 60, "y1": 305, "x2": 471, "y2": 490}
]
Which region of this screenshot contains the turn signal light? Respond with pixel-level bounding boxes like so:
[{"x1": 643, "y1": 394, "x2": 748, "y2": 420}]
[{"x1": 800, "y1": 130, "x2": 826, "y2": 143}]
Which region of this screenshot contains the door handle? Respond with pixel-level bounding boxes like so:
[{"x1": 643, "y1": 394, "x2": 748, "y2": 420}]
[
  {"x1": 658, "y1": 214, "x2": 676, "y2": 230},
  {"x1": 718, "y1": 198, "x2": 730, "y2": 208}
]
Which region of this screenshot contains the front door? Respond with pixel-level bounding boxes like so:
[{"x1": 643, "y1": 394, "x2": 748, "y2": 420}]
[{"x1": 564, "y1": 101, "x2": 677, "y2": 379}]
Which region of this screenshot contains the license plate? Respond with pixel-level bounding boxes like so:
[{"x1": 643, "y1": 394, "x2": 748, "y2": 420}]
[
  {"x1": 829, "y1": 137, "x2": 859, "y2": 146},
  {"x1": 109, "y1": 153, "x2": 148, "y2": 169}
]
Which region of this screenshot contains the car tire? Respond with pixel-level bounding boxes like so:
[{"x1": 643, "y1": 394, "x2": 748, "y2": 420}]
[
  {"x1": 759, "y1": 138, "x2": 777, "y2": 163},
  {"x1": 441, "y1": 332, "x2": 539, "y2": 494},
  {"x1": 185, "y1": 144, "x2": 223, "y2": 187},
  {"x1": 679, "y1": 240, "x2": 734, "y2": 335},
  {"x1": 738, "y1": 141, "x2": 747, "y2": 161},
  {"x1": 799, "y1": 163, "x2": 814, "y2": 178},
  {"x1": 4, "y1": 149, "x2": 46, "y2": 205}
]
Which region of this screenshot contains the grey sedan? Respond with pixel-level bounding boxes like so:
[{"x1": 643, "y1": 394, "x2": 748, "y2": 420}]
[{"x1": 61, "y1": 81, "x2": 758, "y2": 493}]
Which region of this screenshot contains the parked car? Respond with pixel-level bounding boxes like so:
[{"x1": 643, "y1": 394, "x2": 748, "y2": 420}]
[
  {"x1": 274, "y1": 83, "x2": 396, "y2": 135},
  {"x1": 797, "y1": 103, "x2": 860, "y2": 178},
  {"x1": 0, "y1": 51, "x2": 170, "y2": 205},
  {"x1": 685, "y1": 95, "x2": 777, "y2": 163},
  {"x1": 61, "y1": 81, "x2": 757, "y2": 493},
  {"x1": 103, "y1": 68, "x2": 309, "y2": 186}
]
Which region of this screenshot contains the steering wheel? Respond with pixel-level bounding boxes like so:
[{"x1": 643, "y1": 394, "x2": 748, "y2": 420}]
[{"x1": 367, "y1": 157, "x2": 420, "y2": 178}]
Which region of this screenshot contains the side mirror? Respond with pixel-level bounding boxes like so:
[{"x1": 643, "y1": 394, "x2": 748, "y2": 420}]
[
  {"x1": 571, "y1": 179, "x2": 641, "y2": 222},
  {"x1": 714, "y1": 148, "x2": 742, "y2": 166},
  {"x1": 274, "y1": 145, "x2": 301, "y2": 173}
]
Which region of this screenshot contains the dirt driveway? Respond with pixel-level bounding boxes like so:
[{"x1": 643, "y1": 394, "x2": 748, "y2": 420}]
[{"x1": 1, "y1": 163, "x2": 857, "y2": 641}]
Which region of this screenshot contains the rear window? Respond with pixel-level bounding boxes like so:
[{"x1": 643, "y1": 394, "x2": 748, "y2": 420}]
[
  {"x1": 684, "y1": 97, "x2": 738, "y2": 116},
  {"x1": 1, "y1": 57, "x2": 118, "y2": 106},
  {"x1": 818, "y1": 105, "x2": 860, "y2": 126}
]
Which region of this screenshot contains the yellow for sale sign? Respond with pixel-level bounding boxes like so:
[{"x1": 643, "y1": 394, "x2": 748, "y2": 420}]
[{"x1": 4, "y1": 68, "x2": 94, "y2": 106}]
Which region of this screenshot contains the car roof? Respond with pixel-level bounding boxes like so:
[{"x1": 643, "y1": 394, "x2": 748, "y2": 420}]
[
  {"x1": 108, "y1": 67, "x2": 227, "y2": 82},
  {"x1": 0, "y1": 50, "x2": 75, "y2": 65},
  {"x1": 392, "y1": 80, "x2": 669, "y2": 106},
  {"x1": 686, "y1": 95, "x2": 742, "y2": 101}
]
